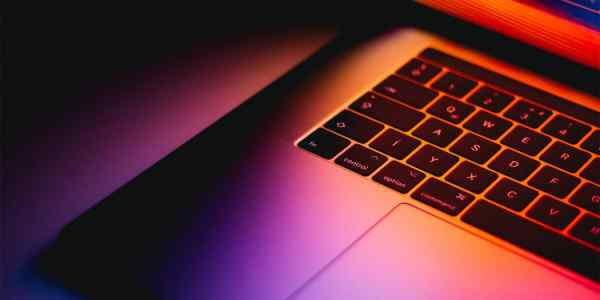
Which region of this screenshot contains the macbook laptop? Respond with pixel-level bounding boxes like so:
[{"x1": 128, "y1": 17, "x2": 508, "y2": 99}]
[{"x1": 40, "y1": 1, "x2": 600, "y2": 299}]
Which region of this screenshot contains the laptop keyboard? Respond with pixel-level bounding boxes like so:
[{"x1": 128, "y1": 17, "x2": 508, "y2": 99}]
[{"x1": 297, "y1": 48, "x2": 600, "y2": 282}]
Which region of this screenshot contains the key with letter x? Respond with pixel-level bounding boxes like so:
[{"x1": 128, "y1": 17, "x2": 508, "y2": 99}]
[{"x1": 446, "y1": 161, "x2": 498, "y2": 193}]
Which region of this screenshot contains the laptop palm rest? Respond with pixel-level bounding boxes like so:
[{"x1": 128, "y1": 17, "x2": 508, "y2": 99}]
[{"x1": 292, "y1": 203, "x2": 597, "y2": 299}]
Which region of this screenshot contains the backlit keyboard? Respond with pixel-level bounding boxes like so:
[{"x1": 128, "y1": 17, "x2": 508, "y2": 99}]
[{"x1": 297, "y1": 48, "x2": 600, "y2": 282}]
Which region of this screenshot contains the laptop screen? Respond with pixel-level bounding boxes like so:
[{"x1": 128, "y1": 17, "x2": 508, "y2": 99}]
[
  {"x1": 520, "y1": 0, "x2": 599, "y2": 30},
  {"x1": 417, "y1": 0, "x2": 600, "y2": 70}
]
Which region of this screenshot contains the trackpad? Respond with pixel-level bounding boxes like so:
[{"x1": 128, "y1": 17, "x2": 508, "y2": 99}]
[{"x1": 292, "y1": 204, "x2": 596, "y2": 299}]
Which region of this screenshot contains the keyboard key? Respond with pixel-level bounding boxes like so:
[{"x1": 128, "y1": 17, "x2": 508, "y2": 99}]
[
  {"x1": 570, "y1": 215, "x2": 600, "y2": 248},
  {"x1": 373, "y1": 161, "x2": 425, "y2": 193},
  {"x1": 369, "y1": 129, "x2": 420, "y2": 160},
  {"x1": 501, "y1": 126, "x2": 550, "y2": 156},
  {"x1": 335, "y1": 144, "x2": 387, "y2": 176},
  {"x1": 486, "y1": 178, "x2": 538, "y2": 211},
  {"x1": 325, "y1": 110, "x2": 383, "y2": 143},
  {"x1": 426, "y1": 96, "x2": 475, "y2": 124},
  {"x1": 411, "y1": 178, "x2": 474, "y2": 215},
  {"x1": 489, "y1": 149, "x2": 540, "y2": 181},
  {"x1": 467, "y1": 86, "x2": 514, "y2": 112},
  {"x1": 528, "y1": 166, "x2": 581, "y2": 199},
  {"x1": 407, "y1": 145, "x2": 459, "y2": 176},
  {"x1": 527, "y1": 196, "x2": 579, "y2": 230},
  {"x1": 446, "y1": 161, "x2": 498, "y2": 194},
  {"x1": 431, "y1": 72, "x2": 477, "y2": 98},
  {"x1": 298, "y1": 128, "x2": 350, "y2": 159},
  {"x1": 462, "y1": 200, "x2": 599, "y2": 282},
  {"x1": 464, "y1": 111, "x2": 513, "y2": 140},
  {"x1": 374, "y1": 76, "x2": 438, "y2": 109},
  {"x1": 582, "y1": 130, "x2": 600, "y2": 155},
  {"x1": 570, "y1": 183, "x2": 600, "y2": 215},
  {"x1": 396, "y1": 58, "x2": 441, "y2": 83},
  {"x1": 412, "y1": 118, "x2": 462, "y2": 147},
  {"x1": 540, "y1": 142, "x2": 591, "y2": 173},
  {"x1": 450, "y1": 133, "x2": 500, "y2": 164},
  {"x1": 504, "y1": 100, "x2": 552, "y2": 128},
  {"x1": 581, "y1": 158, "x2": 600, "y2": 185},
  {"x1": 350, "y1": 93, "x2": 425, "y2": 131},
  {"x1": 542, "y1": 115, "x2": 591, "y2": 144},
  {"x1": 420, "y1": 48, "x2": 600, "y2": 128}
]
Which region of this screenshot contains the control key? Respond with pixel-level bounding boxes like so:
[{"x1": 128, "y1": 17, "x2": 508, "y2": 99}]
[{"x1": 335, "y1": 144, "x2": 387, "y2": 176}]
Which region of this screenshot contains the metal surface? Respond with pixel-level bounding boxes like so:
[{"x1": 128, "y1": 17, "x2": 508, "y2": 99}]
[{"x1": 292, "y1": 204, "x2": 599, "y2": 299}]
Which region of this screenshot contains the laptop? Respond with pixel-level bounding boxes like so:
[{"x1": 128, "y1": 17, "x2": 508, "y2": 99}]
[{"x1": 39, "y1": 1, "x2": 600, "y2": 299}]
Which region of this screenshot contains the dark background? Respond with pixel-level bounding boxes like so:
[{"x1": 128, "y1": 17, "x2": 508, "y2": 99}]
[{"x1": 5, "y1": 6, "x2": 341, "y2": 299}]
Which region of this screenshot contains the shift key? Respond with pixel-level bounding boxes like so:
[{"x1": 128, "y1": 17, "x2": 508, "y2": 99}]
[{"x1": 411, "y1": 178, "x2": 474, "y2": 216}]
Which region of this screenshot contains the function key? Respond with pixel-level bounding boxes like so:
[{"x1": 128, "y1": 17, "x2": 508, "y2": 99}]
[
  {"x1": 504, "y1": 100, "x2": 552, "y2": 128},
  {"x1": 489, "y1": 149, "x2": 540, "y2": 181},
  {"x1": 369, "y1": 129, "x2": 420, "y2": 160},
  {"x1": 335, "y1": 144, "x2": 387, "y2": 176},
  {"x1": 540, "y1": 141, "x2": 591, "y2": 173},
  {"x1": 501, "y1": 126, "x2": 550, "y2": 156},
  {"x1": 582, "y1": 130, "x2": 600, "y2": 155},
  {"x1": 542, "y1": 115, "x2": 591, "y2": 144},
  {"x1": 464, "y1": 111, "x2": 513, "y2": 140},
  {"x1": 570, "y1": 183, "x2": 600, "y2": 215},
  {"x1": 412, "y1": 118, "x2": 462, "y2": 147},
  {"x1": 407, "y1": 144, "x2": 459, "y2": 176},
  {"x1": 373, "y1": 161, "x2": 425, "y2": 194},
  {"x1": 396, "y1": 58, "x2": 442, "y2": 83},
  {"x1": 350, "y1": 93, "x2": 425, "y2": 132},
  {"x1": 570, "y1": 214, "x2": 600, "y2": 248},
  {"x1": 581, "y1": 158, "x2": 600, "y2": 185},
  {"x1": 325, "y1": 110, "x2": 383, "y2": 143},
  {"x1": 426, "y1": 96, "x2": 475, "y2": 124},
  {"x1": 467, "y1": 86, "x2": 514, "y2": 112},
  {"x1": 431, "y1": 72, "x2": 477, "y2": 98},
  {"x1": 411, "y1": 178, "x2": 474, "y2": 216},
  {"x1": 446, "y1": 161, "x2": 498, "y2": 194},
  {"x1": 298, "y1": 128, "x2": 350, "y2": 159},
  {"x1": 528, "y1": 166, "x2": 581, "y2": 199},
  {"x1": 486, "y1": 178, "x2": 538, "y2": 211},
  {"x1": 526, "y1": 196, "x2": 579, "y2": 230},
  {"x1": 450, "y1": 133, "x2": 500, "y2": 164},
  {"x1": 374, "y1": 76, "x2": 438, "y2": 109}
]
